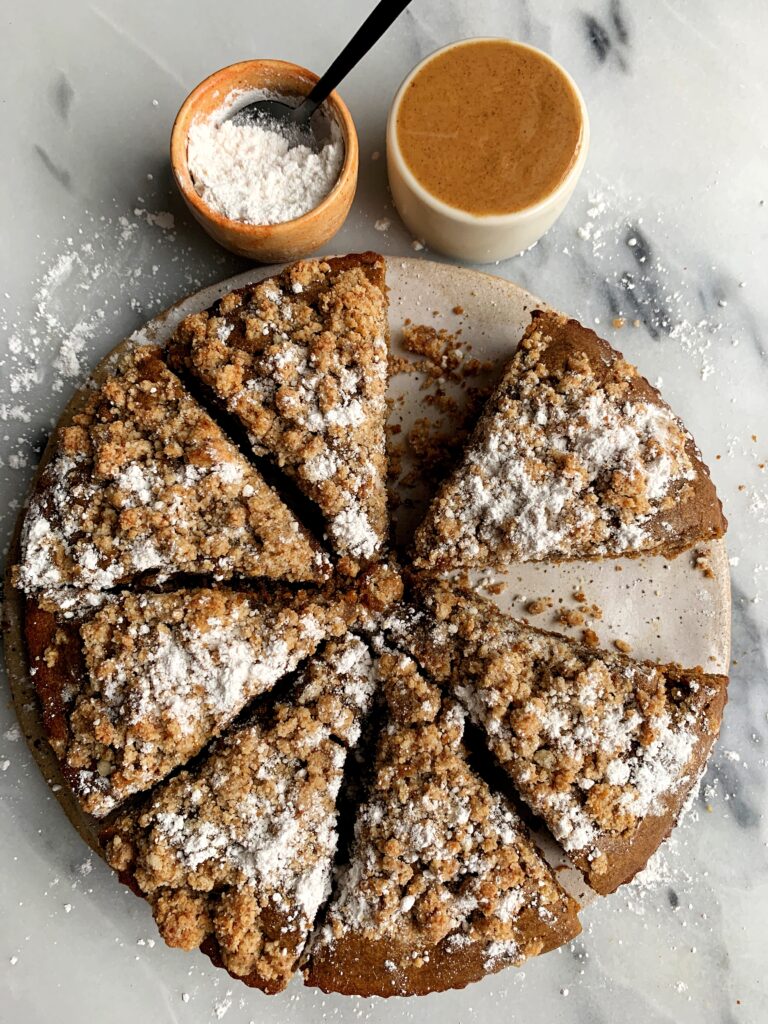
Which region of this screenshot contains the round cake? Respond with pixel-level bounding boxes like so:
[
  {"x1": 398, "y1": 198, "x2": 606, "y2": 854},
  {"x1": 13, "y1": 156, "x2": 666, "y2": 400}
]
[{"x1": 5, "y1": 253, "x2": 728, "y2": 997}]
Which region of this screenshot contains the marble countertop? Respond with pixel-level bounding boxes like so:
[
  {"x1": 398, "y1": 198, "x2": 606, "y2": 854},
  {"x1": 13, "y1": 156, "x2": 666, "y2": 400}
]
[{"x1": 1, "y1": 1, "x2": 766, "y2": 1021}]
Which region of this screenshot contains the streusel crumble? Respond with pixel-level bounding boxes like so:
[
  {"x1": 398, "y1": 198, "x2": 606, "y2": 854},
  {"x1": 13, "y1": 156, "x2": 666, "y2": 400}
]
[
  {"x1": 413, "y1": 310, "x2": 725, "y2": 571},
  {"x1": 305, "y1": 650, "x2": 580, "y2": 996},
  {"x1": 384, "y1": 582, "x2": 727, "y2": 893},
  {"x1": 102, "y1": 634, "x2": 376, "y2": 993},
  {"x1": 26, "y1": 586, "x2": 353, "y2": 816},
  {"x1": 169, "y1": 254, "x2": 389, "y2": 575},
  {"x1": 14, "y1": 346, "x2": 328, "y2": 592}
]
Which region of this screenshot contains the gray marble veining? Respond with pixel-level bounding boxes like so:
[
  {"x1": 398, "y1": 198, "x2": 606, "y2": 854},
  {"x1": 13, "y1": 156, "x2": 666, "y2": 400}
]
[{"x1": 1, "y1": 1, "x2": 766, "y2": 1021}]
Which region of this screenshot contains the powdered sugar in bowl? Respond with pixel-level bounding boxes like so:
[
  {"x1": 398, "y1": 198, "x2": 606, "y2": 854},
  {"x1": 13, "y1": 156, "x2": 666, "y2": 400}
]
[{"x1": 171, "y1": 60, "x2": 358, "y2": 262}]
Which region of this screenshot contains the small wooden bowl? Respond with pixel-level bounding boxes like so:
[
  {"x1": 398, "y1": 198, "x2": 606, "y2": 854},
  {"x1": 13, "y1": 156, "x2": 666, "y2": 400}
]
[{"x1": 171, "y1": 59, "x2": 359, "y2": 263}]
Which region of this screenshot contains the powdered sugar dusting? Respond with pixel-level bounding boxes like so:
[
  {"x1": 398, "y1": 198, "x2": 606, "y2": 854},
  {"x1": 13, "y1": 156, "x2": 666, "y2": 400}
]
[
  {"x1": 330, "y1": 503, "x2": 379, "y2": 560},
  {"x1": 104, "y1": 632, "x2": 374, "y2": 987},
  {"x1": 310, "y1": 650, "x2": 575, "y2": 981},
  {"x1": 187, "y1": 99, "x2": 344, "y2": 226},
  {"x1": 14, "y1": 347, "x2": 326, "y2": 592},
  {"x1": 61, "y1": 589, "x2": 343, "y2": 816},
  {"x1": 415, "y1": 311, "x2": 700, "y2": 568},
  {"x1": 383, "y1": 587, "x2": 721, "y2": 882}
]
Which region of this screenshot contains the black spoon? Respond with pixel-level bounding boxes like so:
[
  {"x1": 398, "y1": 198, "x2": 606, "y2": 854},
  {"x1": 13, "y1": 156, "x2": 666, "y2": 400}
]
[{"x1": 230, "y1": 0, "x2": 413, "y2": 146}]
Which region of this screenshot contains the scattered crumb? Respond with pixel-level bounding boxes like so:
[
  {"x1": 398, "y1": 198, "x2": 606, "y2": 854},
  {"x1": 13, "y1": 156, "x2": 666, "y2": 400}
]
[
  {"x1": 484, "y1": 580, "x2": 507, "y2": 596},
  {"x1": 403, "y1": 323, "x2": 464, "y2": 378},
  {"x1": 693, "y1": 549, "x2": 715, "y2": 579},
  {"x1": 526, "y1": 597, "x2": 553, "y2": 616},
  {"x1": 557, "y1": 608, "x2": 585, "y2": 627}
]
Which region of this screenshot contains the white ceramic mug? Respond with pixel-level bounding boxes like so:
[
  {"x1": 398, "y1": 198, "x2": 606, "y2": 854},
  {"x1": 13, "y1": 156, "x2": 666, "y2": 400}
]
[{"x1": 386, "y1": 39, "x2": 590, "y2": 263}]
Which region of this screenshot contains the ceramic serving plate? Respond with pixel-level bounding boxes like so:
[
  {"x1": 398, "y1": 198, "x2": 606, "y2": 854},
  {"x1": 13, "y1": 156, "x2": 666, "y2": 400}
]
[{"x1": 2, "y1": 257, "x2": 730, "y2": 1021}]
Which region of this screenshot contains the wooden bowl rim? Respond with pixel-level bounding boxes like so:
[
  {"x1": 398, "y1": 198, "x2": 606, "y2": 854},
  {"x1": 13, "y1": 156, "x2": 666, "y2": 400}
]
[{"x1": 170, "y1": 58, "x2": 359, "y2": 240}]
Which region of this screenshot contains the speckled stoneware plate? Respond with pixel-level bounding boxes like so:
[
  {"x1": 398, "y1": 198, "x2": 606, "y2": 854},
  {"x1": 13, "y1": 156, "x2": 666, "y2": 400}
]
[{"x1": 2, "y1": 257, "x2": 731, "y2": 1006}]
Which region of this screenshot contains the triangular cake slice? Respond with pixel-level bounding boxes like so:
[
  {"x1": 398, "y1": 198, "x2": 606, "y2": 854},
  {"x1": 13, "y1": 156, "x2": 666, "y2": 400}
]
[
  {"x1": 168, "y1": 253, "x2": 389, "y2": 574},
  {"x1": 413, "y1": 310, "x2": 726, "y2": 571},
  {"x1": 101, "y1": 634, "x2": 376, "y2": 993},
  {"x1": 14, "y1": 345, "x2": 328, "y2": 592},
  {"x1": 384, "y1": 582, "x2": 728, "y2": 894},
  {"x1": 25, "y1": 586, "x2": 354, "y2": 816},
  {"x1": 305, "y1": 649, "x2": 580, "y2": 996}
]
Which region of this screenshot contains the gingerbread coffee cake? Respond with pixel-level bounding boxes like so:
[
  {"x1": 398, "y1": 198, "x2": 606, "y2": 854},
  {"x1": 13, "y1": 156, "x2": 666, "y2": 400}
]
[
  {"x1": 384, "y1": 582, "x2": 728, "y2": 894},
  {"x1": 25, "y1": 586, "x2": 353, "y2": 817},
  {"x1": 13, "y1": 346, "x2": 328, "y2": 592},
  {"x1": 102, "y1": 634, "x2": 376, "y2": 993},
  {"x1": 413, "y1": 310, "x2": 725, "y2": 571},
  {"x1": 168, "y1": 253, "x2": 389, "y2": 574},
  {"x1": 305, "y1": 650, "x2": 580, "y2": 996},
  {"x1": 8, "y1": 255, "x2": 730, "y2": 998}
]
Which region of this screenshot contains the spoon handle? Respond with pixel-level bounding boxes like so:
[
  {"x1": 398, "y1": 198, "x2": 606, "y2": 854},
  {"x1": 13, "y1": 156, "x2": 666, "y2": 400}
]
[{"x1": 292, "y1": 0, "x2": 413, "y2": 121}]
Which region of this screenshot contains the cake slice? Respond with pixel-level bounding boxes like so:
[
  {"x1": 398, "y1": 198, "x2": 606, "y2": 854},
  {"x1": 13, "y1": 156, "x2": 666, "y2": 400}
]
[
  {"x1": 413, "y1": 310, "x2": 726, "y2": 571},
  {"x1": 305, "y1": 650, "x2": 580, "y2": 996},
  {"x1": 14, "y1": 345, "x2": 328, "y2": 593},
  {"x1": 384, "y1": 582, "x2": 728, "y2": 894},
  {"x1": 25, "y1": 586, "x2": 354, "y2": 817},
  {"x1": 168, "y1": 253, "x2": 389, "y2": 574},
  {"x1": 102, "y1": 634, "x2": 376, "y2": 993}
]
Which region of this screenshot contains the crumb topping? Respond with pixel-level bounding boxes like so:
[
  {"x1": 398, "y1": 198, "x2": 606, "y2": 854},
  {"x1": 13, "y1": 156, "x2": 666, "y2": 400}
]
[
  {"x1": 103, "y1": 634, "x2": 375, "y2": 991},
  {"x1": 46, "y1": 587, "x2": 352, "y2": 816},
  {"x1": 414, "y1": 311, "x2": 705, "y2": 569},
  {"x1": 169, "y1": 256, "x2": 389, "y2": 570},
  {"x1": 14, "y1": 346, "x2": 328, "y2": 591},
  {"x1": 312, "y1": 650, "x2": 574, "y2": 973},
  {"x1": 383, "y1": 583, "x2": 724, "y2": 881}
]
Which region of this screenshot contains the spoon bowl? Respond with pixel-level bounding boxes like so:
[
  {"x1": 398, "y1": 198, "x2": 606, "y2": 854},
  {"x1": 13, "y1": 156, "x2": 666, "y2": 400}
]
[{"x1": 230, "y1": 99, "x2": 317, "y2": 150}]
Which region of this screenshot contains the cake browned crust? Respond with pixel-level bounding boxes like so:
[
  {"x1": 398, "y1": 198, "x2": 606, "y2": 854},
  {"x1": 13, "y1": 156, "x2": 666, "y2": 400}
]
[
  {"x1": 168, "y1": 253, "x2": 389, "y2": 576},
  {"x1": 13, "y1": 345, "x2": 328, "y2": 593},
  {"x1": 101, "y1": 634, "x2": 376, "y2": 993},
  {"x1": 305, "y1": 650, "x2": 581, "y2": 996},
  {"x1": 384, "y1": 581, "x2": 728, "y2": 894},
  {"x1": 25, "y1": 586, "x2": 354, "y2": 817},
  {"x1": 413, "y1": 310, "x2": 726, "y2": 572}
]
